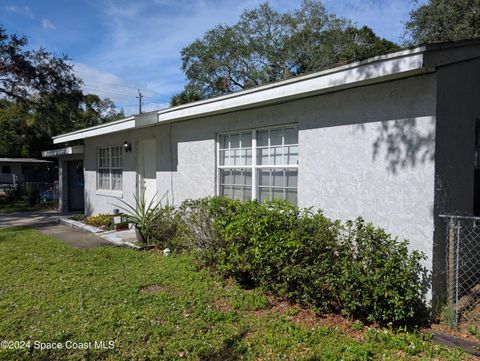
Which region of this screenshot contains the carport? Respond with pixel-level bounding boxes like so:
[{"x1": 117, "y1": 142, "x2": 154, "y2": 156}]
[{"x1": 42, "y1": 145, "x2": 84, "y2": 214}]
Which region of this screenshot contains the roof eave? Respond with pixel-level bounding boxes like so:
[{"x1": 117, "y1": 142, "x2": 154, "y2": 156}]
[{"x1": 52, "y1": 47, "x2": 427, "y2": 144}]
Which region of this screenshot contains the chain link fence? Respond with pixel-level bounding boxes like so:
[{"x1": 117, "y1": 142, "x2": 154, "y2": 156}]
[
  {"x1": 0, "y1": 181, "x2": 59, "y2": 209},
  {"x1": 440, "y1": 215, "x2": 480, "y2": 328}
]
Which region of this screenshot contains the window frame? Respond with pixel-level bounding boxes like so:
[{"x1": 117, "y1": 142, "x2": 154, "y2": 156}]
[
  {"x1": 216, "y1": 124, "x2": 298, "y2": 202},
  {"x1": 96, "y1": 145, "x2": 124, "y2": 192}
]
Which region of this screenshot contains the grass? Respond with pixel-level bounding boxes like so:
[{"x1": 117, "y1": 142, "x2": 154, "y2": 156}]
[
  {"x1": 0, "y1": 228, "x2": 473, "y2": 360},
  {"x1": 0, "y1": 201, "x2": 53, "y2": 214}
]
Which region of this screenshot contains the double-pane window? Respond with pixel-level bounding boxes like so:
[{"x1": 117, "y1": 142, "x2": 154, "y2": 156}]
[
  {"x1": 97, "y1": 146, "x2": 123, "y2": 191},
  {"x1": 218, "y1": 126, "x2": 298, "y2": 203}
]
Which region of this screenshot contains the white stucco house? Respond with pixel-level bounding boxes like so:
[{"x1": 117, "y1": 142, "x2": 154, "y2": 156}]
[{"x1": 44, "y1": 39, "x2": 480, "y2": 302}]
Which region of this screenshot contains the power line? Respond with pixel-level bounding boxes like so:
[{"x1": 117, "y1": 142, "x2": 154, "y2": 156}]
[
  {"x1": 82, "y1": 79, "x2": 143, "y2": 91},
  {"x1": 82, "y1": 86, "x2": 137, "y2": 97},
  {"x1": 82, "y1": 84, "x2": 137, "y2": 94}
]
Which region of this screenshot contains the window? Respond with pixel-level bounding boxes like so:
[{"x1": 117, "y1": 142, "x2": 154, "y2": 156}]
[
  {"x1": 217, "y1": 126, "x2": 298, "y2": 204},
  {"x1": 97, "y1": 146, "x2": 123, "y2": 191},
  {"x1": 1, "y1": 165, "x2": 11, "y2": 174}
]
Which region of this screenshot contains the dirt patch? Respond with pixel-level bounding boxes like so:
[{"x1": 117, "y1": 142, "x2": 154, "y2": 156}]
[
  {"x1": 431, "y1": 323, "x2": 480, "y2": 343},
  {"x1": 222, "y1": 277, "x2": 237, "y2": 290},
  {"x1": 248, "y1": 297, "x2": 369, "y2": 340},
  {"x1": 212, "y1": 297, "x2": 233, "y2": 312},
  {"x1": 139, "y1": 284, "x2": 169, "y2": 293}
]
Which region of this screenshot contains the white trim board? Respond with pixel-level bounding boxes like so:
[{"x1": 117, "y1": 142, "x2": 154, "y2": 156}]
[{"x1": 51, "y1": 39, "x2": 480, "y2": 145}]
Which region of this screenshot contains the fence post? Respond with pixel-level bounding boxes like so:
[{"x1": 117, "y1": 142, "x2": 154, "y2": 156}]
[
  {"x1": 455, "y1": 218, "x2": 461, "y2": 327},
  {"x1": 447, "y1": 217, "x2": 455, "y2": 310}
]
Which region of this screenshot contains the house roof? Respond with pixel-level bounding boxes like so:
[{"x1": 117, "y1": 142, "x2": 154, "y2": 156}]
[
  {"x1": 0, "y1": 158, "x2": 52, "y2": 164},
  {"x1": 42, "y1": 145, "x2": 84, "y2": 158},
  {"x1": 52, "y1": 38, "x2": 480, "y2": 144}
]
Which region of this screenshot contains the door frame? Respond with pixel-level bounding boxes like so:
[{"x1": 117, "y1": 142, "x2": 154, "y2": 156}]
[
  {"x1": 137, "y1": 139, "x2": 157, "y2": 204},
  {"x1": 67, "y1": 159, "x2": 85, "y2": 212}
]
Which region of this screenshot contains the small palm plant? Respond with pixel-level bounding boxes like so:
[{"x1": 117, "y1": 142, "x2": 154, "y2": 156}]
[{"x1": 115, "y1": 192, "x2": 167, "y2": 243}]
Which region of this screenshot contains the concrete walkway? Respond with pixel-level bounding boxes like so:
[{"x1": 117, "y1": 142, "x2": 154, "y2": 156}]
[
  {"x1": 37, "y1": 224, "x2": 113, "y2": 249},
  {"x1": 0, "y1": 210, "x2": 61, "y2": 228},
  {"x1": 0, "y1": 210, "x2": 113, "y2": 249}
]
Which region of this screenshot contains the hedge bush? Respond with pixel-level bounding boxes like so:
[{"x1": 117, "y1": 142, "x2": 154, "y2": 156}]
[
  {"x1": 149, "y1": 196, "x2": 430, "y2": 327},
  {"x1": 84, "y1": 214, "x2": 114, "y2": 230},
  {"x1": 142, "y1": 205, "x2": 179, "y2": 248}
]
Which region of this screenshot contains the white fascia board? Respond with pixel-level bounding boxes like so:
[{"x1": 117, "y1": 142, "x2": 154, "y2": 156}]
[
  {"x1": 53, "y1": 117, "x2": 135, "y2": 144},
  {"x1": 42, "y1": 145, "x2": 84, "y2": 157},
  {"x1": 52, "y1": 48, "x2": 426, "y2": 144},
  {"x1": 157, "y1": 52, "x2": 425, "y2": 123}
]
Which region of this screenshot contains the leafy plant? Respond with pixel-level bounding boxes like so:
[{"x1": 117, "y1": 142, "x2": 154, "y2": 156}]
[
  {"x1": 468, "y1": 326, "x2": 479, "y2": 338},
  {"x1": 69, "y1": 214, "x2": 86, "y2": 222},
  {"x1": 335, "y1": 218, "x2": 430, "y2": 326},
  {"x1": 174, "y1": 196, "x2": 430, "y2": 327},
  {"x1": 440, "y1": 304, "x2": 457, "y2": 329},
  {"x1": 85, "y1": 214, "x2": 114, "y2": 230},
  {"x1": 176, "y1": 196, "x2": 237, "y2": 266},
  {"x1": 144, "y1": 205, "x2": 181, "y2": 249},
  {"x1": 115, "y1": 192, "x2": 167, "y2": 243}
]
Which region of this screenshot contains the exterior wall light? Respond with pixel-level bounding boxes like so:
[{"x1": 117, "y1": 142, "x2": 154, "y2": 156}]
[{"x1": 124, "y1": 141, "x2": 132, "y2": 152}]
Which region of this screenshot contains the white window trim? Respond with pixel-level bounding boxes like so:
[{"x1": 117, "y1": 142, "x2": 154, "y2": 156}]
[
  {"x1": 96, "y1": 189, "x2": 123, "y2": 198},
  {"x1": 216, "y1": 124, "x2": 298, "y2": 202},
  {"x1": 96, "y1": 145, "x2": 123, "y2": 192}
]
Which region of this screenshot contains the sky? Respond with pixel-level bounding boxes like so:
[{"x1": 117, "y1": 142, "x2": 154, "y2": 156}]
[{"x1": 0, "y1": 0, "x2": 423, "y2": 116}]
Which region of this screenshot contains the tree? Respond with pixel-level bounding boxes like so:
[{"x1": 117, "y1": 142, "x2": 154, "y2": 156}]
[
  {"x1": 0, "y1": 26, "x2": 81, "y2": 101},
  {"x1": 170, "y1": 84, "x2": 205, "y2": 106},
  {"x1": 0, "y1": 99, "x2": 35, "y2": 156},
  {"x1": 0, "y1": 26, "x2": 125, "y2": 157},
  {"x1": 172, "y1": 0, "x2": 400, "y2": 104},
  {"x1": 77, "y1": 94, "x2": 125, "y2": 128},
  {"x1": 404, "y1": 0, "x2": 480, "y2": 45}
]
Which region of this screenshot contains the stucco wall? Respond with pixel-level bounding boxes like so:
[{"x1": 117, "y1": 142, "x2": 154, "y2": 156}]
[{"x1": 84, "y1": 73, "x2": 437, "y2": 271}]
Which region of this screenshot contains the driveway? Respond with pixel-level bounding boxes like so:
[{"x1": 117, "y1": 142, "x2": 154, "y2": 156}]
[
  {"x1": 0, "y1": 210, "x2": 113, "y2": 249},
  {"x1": 0, "y1": 210, "x2": 61, "y2": 228}
]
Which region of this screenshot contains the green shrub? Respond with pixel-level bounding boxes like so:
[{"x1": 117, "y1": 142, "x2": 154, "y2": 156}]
[
  {"x1": 69, "y1": 214, "x2": 86, "y2": 222},
  {"x1": 182, "y1": 197, "x2": 429, "y2": 325},
  {"x1": 281, "y1": 210, "x2": 343, "y2": 312},
  {"x1": 217, "y1": 200, "x2": 302, "y2": 289},
  {"x1": 176, "y1": 196, "x2": 237, "y2": 266},
  {"x1": 85, "y1": 214, "x2": 114, "y2": 230},
  {"x1": 140, "y1": 196, "x2": 430, "y2": 327},
  {"x1": 335, "y1": 218, "x2": 429, "y2": 326},
  {"x1": 143, "y1": 206, "x2": 180, "y2": 248}
]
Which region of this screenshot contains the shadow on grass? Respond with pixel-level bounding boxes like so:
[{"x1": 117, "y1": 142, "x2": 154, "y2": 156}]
[{"x1": 200, "y1": 328, "x2": 250, "y2": 361}]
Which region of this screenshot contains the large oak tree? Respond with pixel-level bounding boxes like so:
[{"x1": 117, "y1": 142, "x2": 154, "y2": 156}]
[
  {"x1": 172, "y1": 0, "x2": 400, "y2": 105},
  {"x1": 404, "y1": 0, "x2": 480, "y2": 45},
  {"x1": 0, "y1": 26, "x2": 124, "y2": 157}
]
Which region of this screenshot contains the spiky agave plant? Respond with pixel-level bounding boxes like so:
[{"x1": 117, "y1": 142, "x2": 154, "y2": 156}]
[{"x1": 115, "y1": 192, "x2": 168, "y2": 242}]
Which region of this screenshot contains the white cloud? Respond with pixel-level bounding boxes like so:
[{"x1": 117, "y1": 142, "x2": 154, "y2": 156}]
[
  {"x1": 80, "y1": 0, "x2": 296, "y2": 113},
  {"x1": 41, "y1": 18, "x2": 56, "y2": 30},
  {"x1": 5, "y1": 5, "x2": 34, "y2": 18},
  {"x1": 73, "y1": 62, "x2": 167, "y2": 116},
  {"x1": 73, "y1": 0, "x2": 414, "y2": 115}
]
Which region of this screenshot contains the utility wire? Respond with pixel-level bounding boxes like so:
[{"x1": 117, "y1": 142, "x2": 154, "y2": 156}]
[
  {"x1": 83, "y1": 79, "x2": 143, "y2": 91},
  {"x1": 82, "y1": 86, "x2": 137, "y2": 97}
]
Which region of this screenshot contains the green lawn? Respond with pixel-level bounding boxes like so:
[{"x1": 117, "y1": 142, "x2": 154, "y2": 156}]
[
  {"x1": 0, "y1": 201, "x2": 52, "y2": 214},
  {"x1": 0, "y1": 228, "x2": 471, "y2": 360}
]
